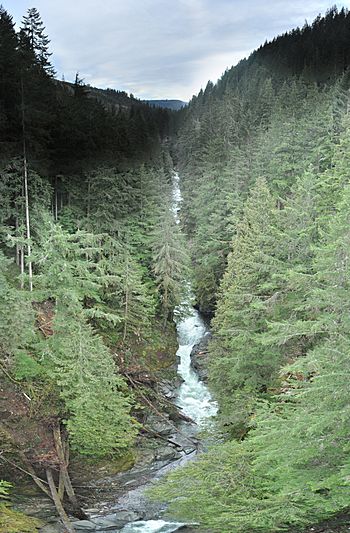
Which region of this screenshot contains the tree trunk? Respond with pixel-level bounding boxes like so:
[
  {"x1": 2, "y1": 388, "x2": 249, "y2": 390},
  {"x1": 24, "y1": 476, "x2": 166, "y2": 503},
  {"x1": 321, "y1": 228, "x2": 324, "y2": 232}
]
[
  {"x1": 163, "y1": 287, "x2": 168, "y2": 330},
  {"x1": 23, "y1": 155, "x2": 33, "y2": 292},
  {"x1": 123, "y1": 259, "x2": 129, "y2": 342},
  {"x1": 20, "y1": 182, "x2": 25, "y2": 289},
  {"x1": 15, "y1": 217, "x2": 20, "y2": 266},
  {"x1": 55, "y1": 175, "x2": 58, "y2": 221},
  {"x1": 58, "y1": 470, "x2": 65, "y2": 501},
  {"x1": 20, "y1": 244, "x2": 25, "y2": 289},
  {"x1": 21, "y1": 74, "x2": 33, "y2": 292},
  {"x1": 46, "y1": 468, "x2": 75, "y2": 533},
  {"x1": 87, "y1": 179, "x2": 91, "y2": 218},
  {"x1": 53, "y1": 426, "x2": 79, "y2": 508}
]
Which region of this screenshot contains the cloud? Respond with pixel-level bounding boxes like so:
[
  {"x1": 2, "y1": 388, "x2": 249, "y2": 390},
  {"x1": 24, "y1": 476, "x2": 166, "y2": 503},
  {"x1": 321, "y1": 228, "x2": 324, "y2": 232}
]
[{"x1": 9, "y1": 0, "x2": 350, "y2": 100}]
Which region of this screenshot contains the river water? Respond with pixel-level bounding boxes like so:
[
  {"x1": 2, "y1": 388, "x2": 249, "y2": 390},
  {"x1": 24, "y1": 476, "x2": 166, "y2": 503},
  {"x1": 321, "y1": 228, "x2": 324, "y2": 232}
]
[{"x1": 117, "y1": 173, "x2": 217, "y2": 532}]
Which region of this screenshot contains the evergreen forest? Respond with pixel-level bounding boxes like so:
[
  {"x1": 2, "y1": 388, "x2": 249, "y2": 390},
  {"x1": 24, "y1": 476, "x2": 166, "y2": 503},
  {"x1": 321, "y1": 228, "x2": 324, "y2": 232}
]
[{"x1": 2, "y1": 4, "x2": 350, "y2": 533}]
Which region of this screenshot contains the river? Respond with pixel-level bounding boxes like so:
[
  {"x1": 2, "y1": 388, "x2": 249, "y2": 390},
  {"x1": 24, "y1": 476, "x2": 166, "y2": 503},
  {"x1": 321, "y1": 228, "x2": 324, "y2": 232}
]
[{"x1": 116, "y1": 173, "x2": 217, "y2": 532}]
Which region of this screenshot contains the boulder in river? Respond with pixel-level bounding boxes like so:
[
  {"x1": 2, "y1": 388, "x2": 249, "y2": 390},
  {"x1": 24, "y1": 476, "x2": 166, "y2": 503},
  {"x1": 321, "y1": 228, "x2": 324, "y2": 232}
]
[
  {"x1": 72, "y1": 511, "x2": 141, "y2": 530},
  {"x1": 145, "y1": 413, "x2": 174, "y2": 436},
  {"x1": 190, "y1": 332, "x2": 211, "y2": 382},
  {"x1": 158, "y1": 377, "x2": 183, "y2": 399}
]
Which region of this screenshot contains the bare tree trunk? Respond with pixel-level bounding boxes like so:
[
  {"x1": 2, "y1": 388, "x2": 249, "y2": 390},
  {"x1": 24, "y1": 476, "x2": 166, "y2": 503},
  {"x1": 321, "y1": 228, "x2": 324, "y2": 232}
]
[
  {"x1": 87, "y1": 179, "x2": 91, "y2": 218},
  {"x1": 58, "y1": 470, "x2": 65, "y2": 501},
  {"x1": 46, "y1": 468, "x2": 75, "y2": 533},
  {"x1": 53, "y1": 426, "x2": 78, "y2": 508},
  {"x1": 20, "y1": 243, "x2": 24, "y2": 289},
  {"x1": 60, "y1": 179, "x2": 64, "y2": 211},
  {"x1": 55, "y1": 175, "x2": 58, "y2": 221},
  {"x1": 21, "y1": 75, "x2": 33, "y2": 292},
  {"x1": 163, "y1": 287, "x2": 168, "y2": 330},
  {"x1": 123, "y1": 259, "x2": 129, "y2": 342},
  {"x1": 20, "y1": 182, "x2": 25, "y2": 289},
  {"x1": 140, "y1": 170, "x2": 143, "y2": 219},
  {"x1": 15, "y1": 217, "x2": 20, "y2": 266},
  {"x1": 23, "y1": 156, "x2": 33, "y2": 292}
]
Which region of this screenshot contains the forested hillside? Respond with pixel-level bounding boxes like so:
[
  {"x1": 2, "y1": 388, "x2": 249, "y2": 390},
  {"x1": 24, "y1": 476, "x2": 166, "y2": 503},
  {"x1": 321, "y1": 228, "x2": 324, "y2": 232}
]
[
  {"x1": 3, "y1": 3, "x2": 350, "y2": 533},
  {"x1": 0, "y1": 6, "x2": 190, "y2": 530},
  {"x1": 151, "y1": 6, "x2": 350, "y2": 532}
]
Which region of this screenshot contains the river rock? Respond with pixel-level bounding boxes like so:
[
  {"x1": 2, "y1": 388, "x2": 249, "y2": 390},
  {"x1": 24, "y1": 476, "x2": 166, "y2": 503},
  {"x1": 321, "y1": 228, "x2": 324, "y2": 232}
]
[
  {"x1": 91, "y1": 511, "x2": 139, "y2": 529},
  {"x1": 190, "y1": 332, "x2": 211, "y2": 382},
  {"x1": 158, "y1": 378, "x2": 183, "y2": 399},
  {"x1": 146, "y1": 413, "x2": 174, "y2": 436},
  {"x1": 72, "y1": 512, "x2": 141, "y2": 531},
  {"x1": 154, "y1": 446, "x2": 182, "y2": 462},
  {"x1": 39, "y1": 524, "x2": 64, "y2": 533},
  {"x1": 73, "y1": 520, "x2": 97, "y2": 530}
]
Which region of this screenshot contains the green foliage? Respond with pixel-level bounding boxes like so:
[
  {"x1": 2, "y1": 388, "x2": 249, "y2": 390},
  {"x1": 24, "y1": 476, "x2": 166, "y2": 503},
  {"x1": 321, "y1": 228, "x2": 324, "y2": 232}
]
[
  {"x1": 0, "y1": 251, "x2": 35, "y2": 359},
  {"x1": 14, "y1": 351, "x2": 43, "y2": 380},
  {"x1": 153, "y1": 277, "x2": 350, "y2": 531},
  {"x1": 153, "y1": 90, "x2": 350, "y2": 531},
  {"x1": 0, "y1": 4, "x2": 187, "y2": 523},
  {"x1": 33, "y1": 219, "x2": 102, "y2": 306},
  {"x1": 0, "y1": 482, "x2": 11, "y2": 499},
  {"x1": 116, "y1": 250, "x2": 156, "y2": 341},
  {"x1": 209, "y1": 178, "x2": 284, "y2": 433},
  {"x1": 159, "y1": 335, "x2": 350, "y2": 532},
  {"x1": 152, "y1": 205, "x2": 190, "y2": 326},
  {"x1": 44, "y1": 310, "x2": 138, "y2": 456},
  {"x1": 5, "y1": 4, "x2": 350, "y2": 530}
]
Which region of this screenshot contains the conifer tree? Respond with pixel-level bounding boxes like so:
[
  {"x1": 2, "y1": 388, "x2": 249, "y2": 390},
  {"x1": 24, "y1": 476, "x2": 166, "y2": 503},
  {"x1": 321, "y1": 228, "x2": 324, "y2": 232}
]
[
  {"x1": 118, "y1": 250, "x2": 155, "y2": 341},
  {"x1": 152, "y1": 205, "x2": 190, "y2": 328},
  {"x1": 21, "y1": 8, "x2": 55, "y2": 76},
  {"x1": 260, "y1": 168, "x2": 321, "y2": 356}
]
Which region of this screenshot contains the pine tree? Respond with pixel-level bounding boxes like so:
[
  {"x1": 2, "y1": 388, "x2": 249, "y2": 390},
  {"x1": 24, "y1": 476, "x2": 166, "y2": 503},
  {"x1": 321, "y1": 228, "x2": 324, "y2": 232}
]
[
  {"x1": 152, "y1": 206, "x2": 190, "y2": 328},
  {"x1": 118, "y1": 250, "x2": 155, "y2": 342},
  {"x1": 32, "y1": 219, "x2": 113, "y2": 318},
  {"x1": 260, "y1": 168, "x2": 321, "y2": 357},
  {"x1": 21, "y1": 8, "x2": 55, "y2": 76}
]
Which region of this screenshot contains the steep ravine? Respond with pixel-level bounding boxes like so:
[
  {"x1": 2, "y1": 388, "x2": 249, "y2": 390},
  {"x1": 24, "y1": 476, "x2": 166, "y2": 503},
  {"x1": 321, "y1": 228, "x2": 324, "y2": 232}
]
[
  {"x1": 88, "y1": 172, "x2": 218, "y2": 533},
  {"x1": 31, "y1": 173, "x2": 217, "y2": 533}
]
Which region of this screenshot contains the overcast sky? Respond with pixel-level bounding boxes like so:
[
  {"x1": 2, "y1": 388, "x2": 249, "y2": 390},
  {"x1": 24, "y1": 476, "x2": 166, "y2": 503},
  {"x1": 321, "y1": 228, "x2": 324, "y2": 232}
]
[{"x1": 9, "y1": 1, "x2": 350, "y2": 101}]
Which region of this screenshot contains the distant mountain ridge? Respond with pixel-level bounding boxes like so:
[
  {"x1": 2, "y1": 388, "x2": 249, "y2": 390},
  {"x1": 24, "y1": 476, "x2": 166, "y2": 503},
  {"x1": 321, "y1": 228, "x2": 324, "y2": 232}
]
[
  {"x1": 59, "y1": 80, "x2": 142, "y2": 110},
  {"x1": 59, "y1": 82, "x2": 187, "y2": 113},
  {"x1": 145, "y1": 99, "x2": 187, "y2": 110}
]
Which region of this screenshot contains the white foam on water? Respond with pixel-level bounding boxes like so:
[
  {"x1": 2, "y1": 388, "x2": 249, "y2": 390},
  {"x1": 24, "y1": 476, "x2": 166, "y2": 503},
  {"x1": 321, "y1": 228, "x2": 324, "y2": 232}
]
[
  {"x1": 175, "y1": 308, "x2": 217, "y2": 423},
  {"x1": 120, "y1": 519, "x2": 186, "y2": 532}
]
